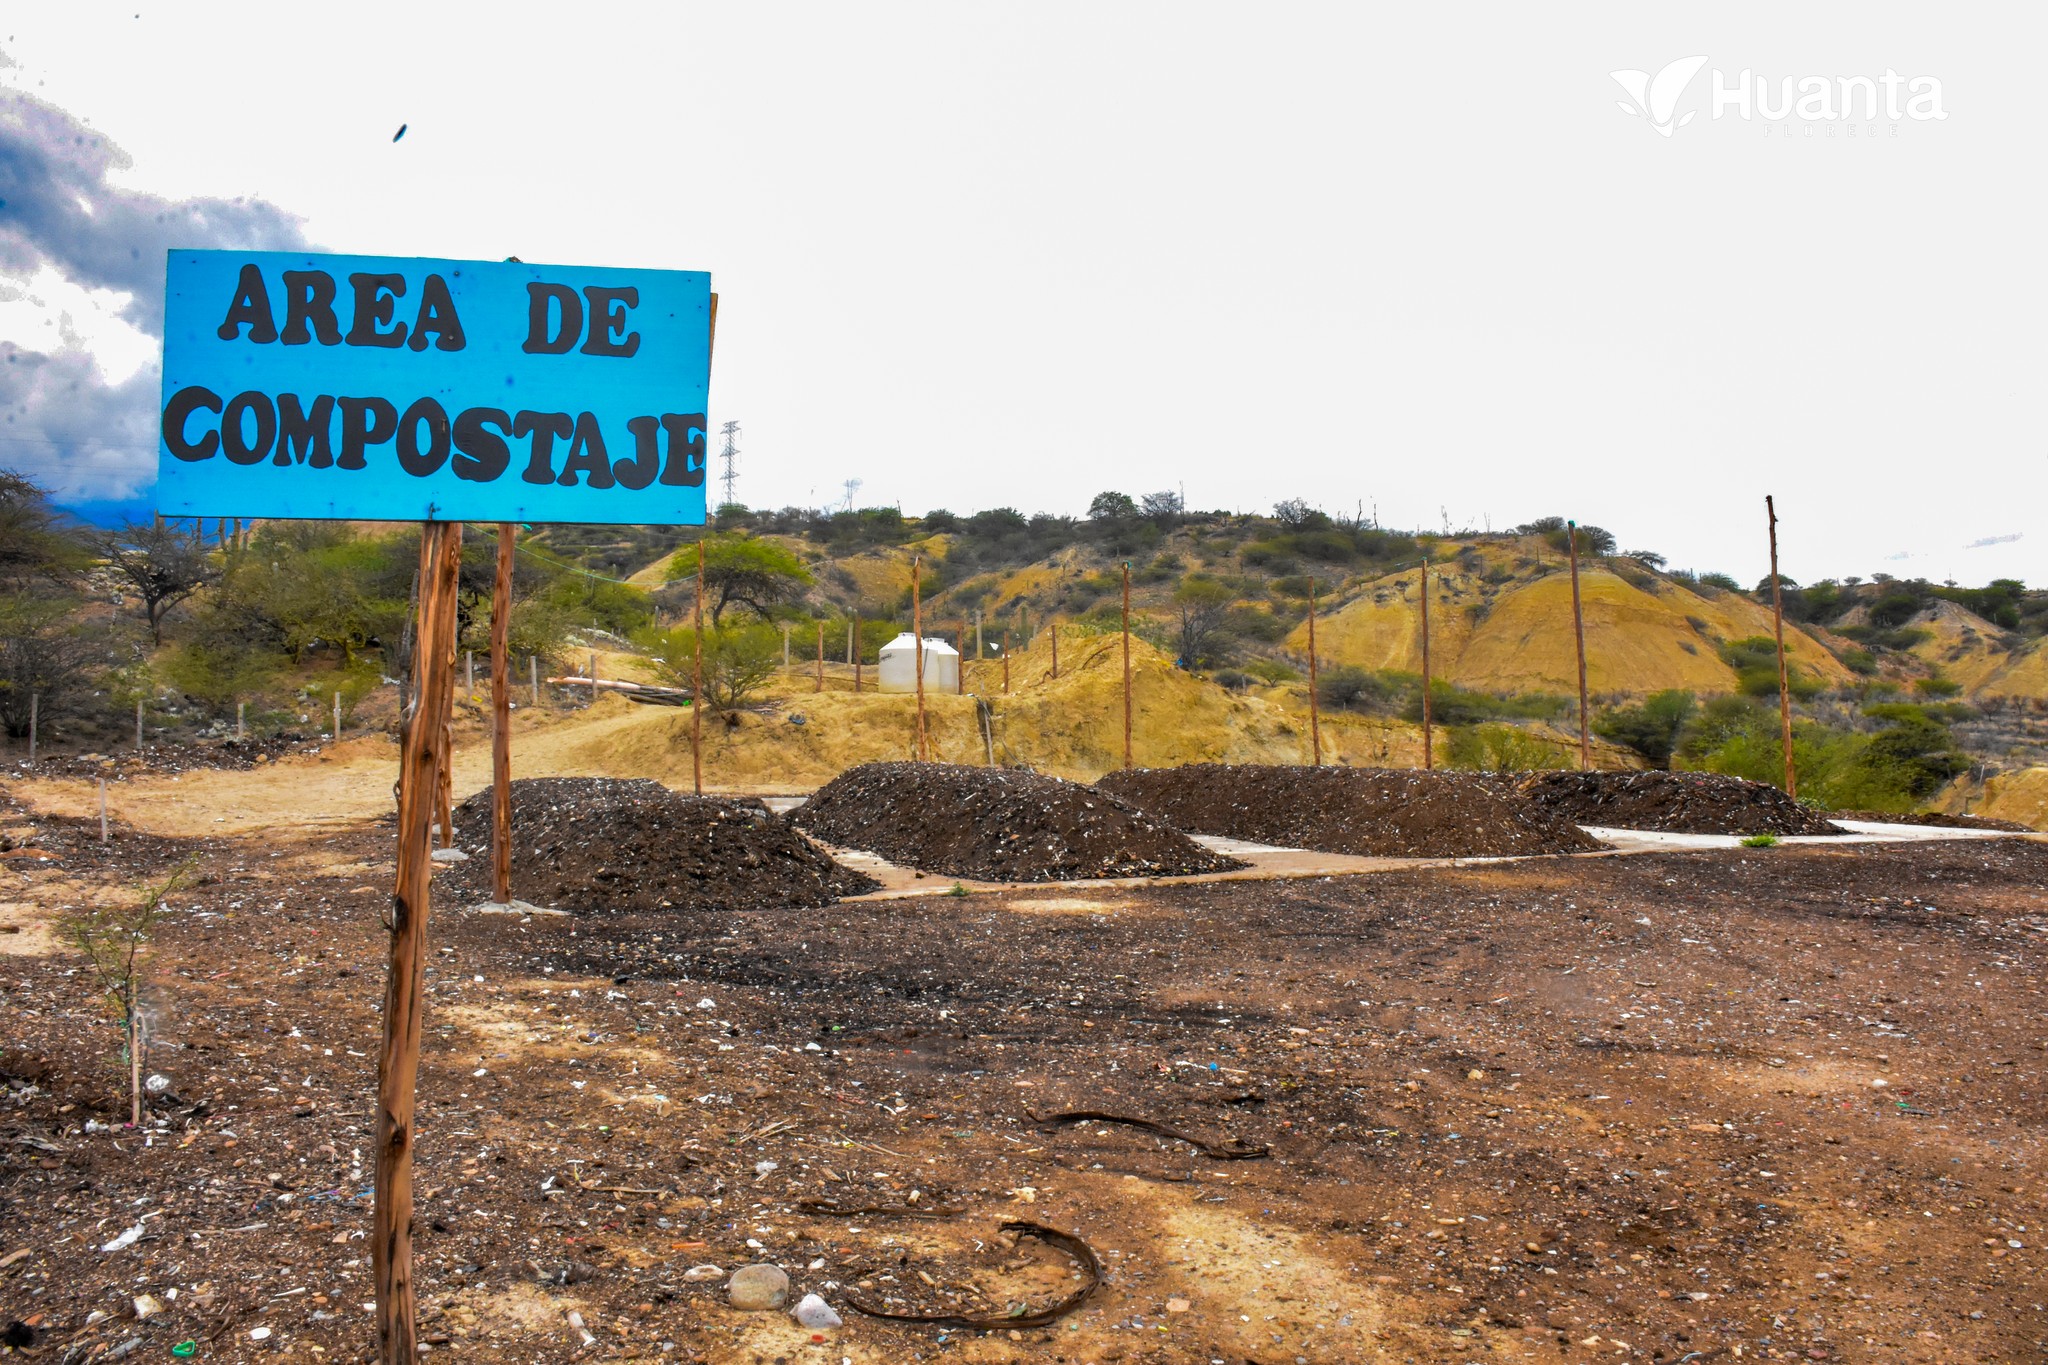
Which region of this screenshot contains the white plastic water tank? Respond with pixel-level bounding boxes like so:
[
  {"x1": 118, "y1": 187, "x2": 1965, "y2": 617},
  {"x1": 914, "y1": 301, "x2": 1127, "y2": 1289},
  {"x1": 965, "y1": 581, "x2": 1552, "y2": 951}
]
[{"x1": 876, "y1": 632, "x2": 960, "y2": 693}]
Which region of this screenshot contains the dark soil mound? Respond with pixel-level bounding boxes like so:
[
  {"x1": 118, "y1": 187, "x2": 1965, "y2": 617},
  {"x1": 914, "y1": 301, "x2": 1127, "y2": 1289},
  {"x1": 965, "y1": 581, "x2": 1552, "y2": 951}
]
[
  {"x1": 1095, "y1": 765, "x2": 1604, "y2": 858},
  {"x1": 1829, "y1": 809, "x2": 2034, "y2": 832},
  {"x1": 791, "y1": 762, "x2": 1244, "y2": 881},
  {"x1": 442, "y1": 777, "x2": 877, "y2": 912},
  {"x1": 1516, "y1": 771, "x2": 1844, "y2": 836}
]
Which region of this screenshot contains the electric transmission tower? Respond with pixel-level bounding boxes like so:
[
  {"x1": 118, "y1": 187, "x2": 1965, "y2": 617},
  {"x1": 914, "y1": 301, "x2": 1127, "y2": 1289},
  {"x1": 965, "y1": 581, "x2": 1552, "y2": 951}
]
[{"x1": 718, "y1": 421, "x2": 741, "y2": 510}]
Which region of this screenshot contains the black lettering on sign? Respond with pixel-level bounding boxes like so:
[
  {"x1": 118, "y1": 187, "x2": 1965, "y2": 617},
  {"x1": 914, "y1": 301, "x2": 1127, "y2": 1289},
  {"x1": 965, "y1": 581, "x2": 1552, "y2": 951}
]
[
  {"x1": 216, "y1": 266, "x2": 278, "y2": 343},
  {"x1": 512, "y1": 410, "x2": 573, "y2": 484},
  {"x1": 451, "y1": 408, "x2": 512, "y2": 482},
  {"x1": 221, "y1": 392, "x2": 276, "y2": 466},
  {"x1": 279, "y1": 271, "x2": 343, "y2": 346},
  {"x1": 556, "y1": 412, "x2": 615, "y2": 488},
  {"x1": 522, "y1": 284, "x2": 581, "y2": 355},
  {"x1": 337, "y1": 396, "x2": 398, "y2": 469},
  {"x1": 396, "y1": 397, "x2": 451, "y2": 476},
  {"x1": 275, "y1": 394, "x2": 336, "y2": 467},
  {"x1": 162, "y1": 386, "x2": 224, "y2": 461},
  {"x1": 345, "y1": 274, "x2": 408, "y2": 348},
  {"x1": 580, "y1": 286, "x2": 640, "y2": 358},
  {"x1": 407, "y1": 274, "x2": 467, "y2": 352},
  {"x1": 657, "y1": 412, "x2": 708, "y2": 487}
]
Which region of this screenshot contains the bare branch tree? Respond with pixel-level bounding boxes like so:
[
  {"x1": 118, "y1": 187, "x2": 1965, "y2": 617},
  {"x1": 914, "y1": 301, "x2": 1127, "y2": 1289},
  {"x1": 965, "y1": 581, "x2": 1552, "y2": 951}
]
[{"x1": 96, "y1": 520, "x2": 220, "y2": 644}]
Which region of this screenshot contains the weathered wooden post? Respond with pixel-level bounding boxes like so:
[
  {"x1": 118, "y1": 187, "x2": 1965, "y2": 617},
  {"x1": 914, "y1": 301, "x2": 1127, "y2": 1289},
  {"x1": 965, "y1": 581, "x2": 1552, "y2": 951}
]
[
  {"x1": 1419, "y1": 556, "x2": 1433, "y2": 771},
  {"x1": 1305, "y1": 576, "x2": 1321, "y2": 767},
  {"x1": 25, "y1": 693, "x2": 35, "y2": 769},
  {"x1": 913, "y1": 554, "x2": 928, "y2": 761},
  {"x1": 1121, "y1": 562, "x2": 1133, "y2": 771},
  {"x1": 375, "y1": 519, "x2": 461, "y2": 1365},
  {"x1": 1767, "y1": 496, "x2": 1796, "y2": 797},
  {"x1": 693, "y1": 538, "x2": 705, "y2": 796},
  {"x1": 1567, "y1": 521, "x2": 1591, "y2": 771},
  {"x1": 490, "y1": 523, "x2": 515, "y2": 905}
]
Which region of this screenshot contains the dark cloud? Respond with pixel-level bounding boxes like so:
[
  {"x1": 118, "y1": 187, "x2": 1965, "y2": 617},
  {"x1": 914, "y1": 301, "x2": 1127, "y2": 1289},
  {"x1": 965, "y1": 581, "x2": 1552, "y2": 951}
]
[
  {"x1": 0, "y1": 81, "x2": 307, "y2": 332},
  {"x1": 0, "y1": 77, "x2": 308, "y2": 501}
]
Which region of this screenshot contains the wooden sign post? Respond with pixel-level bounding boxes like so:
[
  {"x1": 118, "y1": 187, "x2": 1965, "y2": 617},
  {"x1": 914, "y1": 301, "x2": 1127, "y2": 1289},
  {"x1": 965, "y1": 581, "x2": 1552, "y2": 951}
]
[
  {"x1": 1567, "y1": 520, "x2": 1592, "y2": 771},
  {"x1": 490, "y1": 524, "x2": 515, "y2": 904},
  {"x1": 374, "y1": 520, "x2": 462, "y2": 1364},
  {"x1": 692, "y1": 538, "x2": 706, "y2": 796}
]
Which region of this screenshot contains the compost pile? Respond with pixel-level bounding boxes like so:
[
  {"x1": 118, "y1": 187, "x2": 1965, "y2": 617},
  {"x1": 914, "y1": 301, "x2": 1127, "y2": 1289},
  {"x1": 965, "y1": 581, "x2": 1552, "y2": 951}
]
[
  {"x1": 1829, "y1": 808, "x2": 2035, "y2": 832},
  {"x1": 1096, "y1": 764, "x2": 1603, "y2": 858},
  {"x1": 441, "y1": 777, "x2": 876, "y2": 912},
  {"x1": 791, "y1": 762, "x2": 1244, "y2": 881},
  {"x1": 1515, "y1": 770, "x2": 1845, "y2": 836}
]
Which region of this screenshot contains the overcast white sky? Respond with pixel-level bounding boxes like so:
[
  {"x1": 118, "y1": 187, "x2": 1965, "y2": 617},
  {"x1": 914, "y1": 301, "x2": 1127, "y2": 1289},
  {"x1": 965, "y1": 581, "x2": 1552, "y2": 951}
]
[{"x1": 0, "y1": 2, "x2": 2038, "y2": 586}]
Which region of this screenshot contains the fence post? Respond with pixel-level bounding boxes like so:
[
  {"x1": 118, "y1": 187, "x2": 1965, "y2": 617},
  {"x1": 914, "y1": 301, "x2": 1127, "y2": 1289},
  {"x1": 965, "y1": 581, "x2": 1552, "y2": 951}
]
[
  {"x1": 1567, "y1": 521, "x2": 1591, "y2": 771},
  {"x1": 1121, "y1": 563, "x2": 1133, "y2": 771},
  {"x1": 237, "y1": 701, "x2": 246, "y2": 739},
  {"x1": 99, "y1": 778, "x2": 108, "y2": 843},
  {"x1": 853, "y1": 614, "x2": 863, "y2": 693},
  {"x1": 530, "y1": 655, "x2": 540, "y2": 708},
  {"x1": 1767, "y1": 496, "x2": 1796, "y2": 797},
  {"x1": 136, "y1": 698, "x2": 144, "y2": 751},
  {"x1": 26, "y1": 692, "x2": 36, "y2": 768},
  {"x1": 816, "y1": 619, "x2": 825, "y2": 693},
  {"x1": 1419, "y1": 556, "x2": 1433, "y2": 771},
  {"x1": 912, "y1": 554, "x2": 928, "y2": 761},
  {"x1": 1305, "y1": 577, "x2": 1321, "y2": 767},
  {"x1": 334, "y1": 691, "x2": 342, "y2": 742}
]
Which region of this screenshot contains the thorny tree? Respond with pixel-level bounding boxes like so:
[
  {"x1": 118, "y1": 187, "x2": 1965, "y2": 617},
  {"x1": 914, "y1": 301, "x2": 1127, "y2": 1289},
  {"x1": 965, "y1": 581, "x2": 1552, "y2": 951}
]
[{"x1": 95, "y1": 518, "x2": 221, "y2": 644}]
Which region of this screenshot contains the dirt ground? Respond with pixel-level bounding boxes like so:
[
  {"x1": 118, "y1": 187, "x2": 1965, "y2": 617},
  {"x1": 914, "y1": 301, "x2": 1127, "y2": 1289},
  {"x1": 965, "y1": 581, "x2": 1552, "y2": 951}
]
[{"x1": 5, "y1": 763, "x2": 2048, "y2": 1365}]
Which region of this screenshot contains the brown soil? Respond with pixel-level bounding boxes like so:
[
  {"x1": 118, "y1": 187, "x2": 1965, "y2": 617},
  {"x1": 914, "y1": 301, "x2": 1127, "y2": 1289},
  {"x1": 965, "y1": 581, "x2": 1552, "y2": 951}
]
[
  {"x1": 791, "y1": 762, "x2": 1244, "y2": 881},
  {"x1": 2, "y1": 789, "x2": 2045, "y2": 1363},
  {"x1": 1832, "y1": 809, "x2": 2035, "y2": 833},
  {"x1": 440, "y1": 778, "x2": 877, "y2": 912},
  {"x1": 1097, "y1": 764, "x2": 1605, "y2": 858},
  {"x1": 1517, "y1": 770, "x2": 1846, "y2": 836}
]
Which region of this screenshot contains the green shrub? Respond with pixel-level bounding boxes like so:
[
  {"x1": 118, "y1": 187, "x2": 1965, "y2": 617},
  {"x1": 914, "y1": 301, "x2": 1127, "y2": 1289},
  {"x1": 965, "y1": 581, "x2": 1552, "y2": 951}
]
[
  {"x1": 1445, "y1": 724, "x2": 1571, "y2": 772},
  {"x1": 1594, "y1": 690, "x2": 1696, "y2": 767},
  {"x1": 1913, "y1": 675, "x2": 1962, "y2": 698},
  {"x1": 1243, "y1": 658, "x2": 1300, "y2": 684}
]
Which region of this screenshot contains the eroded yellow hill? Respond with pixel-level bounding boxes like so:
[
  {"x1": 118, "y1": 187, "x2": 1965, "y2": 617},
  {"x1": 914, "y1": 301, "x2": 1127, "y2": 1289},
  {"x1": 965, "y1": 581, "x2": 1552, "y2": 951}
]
[{"x1": 1291, "y1": 564, "x2": 1853, "y2": 698}]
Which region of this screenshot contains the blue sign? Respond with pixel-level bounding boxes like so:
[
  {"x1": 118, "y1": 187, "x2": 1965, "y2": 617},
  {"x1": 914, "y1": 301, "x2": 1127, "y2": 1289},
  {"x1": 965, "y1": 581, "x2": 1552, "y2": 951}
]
[{"x1": 157, "y1": 251, "x2": 712, "y2": 524}]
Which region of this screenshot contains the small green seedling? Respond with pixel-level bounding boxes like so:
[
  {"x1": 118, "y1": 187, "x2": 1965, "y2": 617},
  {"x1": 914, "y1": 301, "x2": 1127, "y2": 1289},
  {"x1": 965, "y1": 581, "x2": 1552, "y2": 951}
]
[
  {"x1": 1740, "y1": 833, "x2": 1780, "y2": 848},
  {"x1": 946, "y1": 882, "x2": 970, "y2": 897}
]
